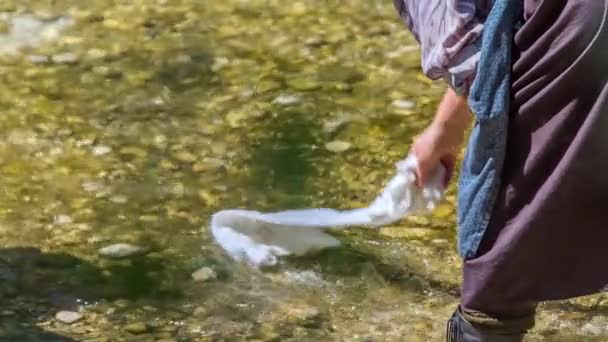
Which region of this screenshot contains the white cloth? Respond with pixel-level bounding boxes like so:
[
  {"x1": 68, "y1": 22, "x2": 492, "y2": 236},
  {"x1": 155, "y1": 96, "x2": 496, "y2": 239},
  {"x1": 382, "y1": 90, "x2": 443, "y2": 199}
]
[{"x1": 209, "y1": 156, "x2": 446, "y2": 267}]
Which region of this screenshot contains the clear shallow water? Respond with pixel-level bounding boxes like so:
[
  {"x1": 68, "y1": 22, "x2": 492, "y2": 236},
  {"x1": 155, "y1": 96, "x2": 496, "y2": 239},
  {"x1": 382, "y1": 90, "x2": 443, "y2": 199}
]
[{"x1": 0, "y1": 1, "x2": 607, "y2": 341}]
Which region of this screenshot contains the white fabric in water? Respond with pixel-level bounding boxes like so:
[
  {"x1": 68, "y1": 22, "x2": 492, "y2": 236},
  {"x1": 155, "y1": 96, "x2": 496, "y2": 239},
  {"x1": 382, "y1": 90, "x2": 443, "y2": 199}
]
[{"x1": 210, "y1": 156, "x2": 446, "y2": 267}]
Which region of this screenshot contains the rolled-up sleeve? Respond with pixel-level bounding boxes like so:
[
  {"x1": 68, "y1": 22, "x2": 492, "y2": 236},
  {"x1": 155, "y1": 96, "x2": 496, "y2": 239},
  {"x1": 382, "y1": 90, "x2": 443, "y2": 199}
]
[{"x1": 393, "y1": 0, "x2": 486, "y2": 95}]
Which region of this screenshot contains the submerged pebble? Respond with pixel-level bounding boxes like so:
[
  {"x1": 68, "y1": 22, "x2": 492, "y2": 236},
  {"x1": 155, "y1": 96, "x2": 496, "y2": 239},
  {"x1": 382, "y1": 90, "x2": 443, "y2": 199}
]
[
  {"x1": 55, "y1": 310, "x2": 83, "y2": 324},
  {"x1": 325, "y1": 140, "x2": 352, "y2": 153},
  {"x1": 124, "y1": 322, "x2": 150, "y2": 334},
  {"x1": 92, "y1": 145, "x2": 112, "y2": 156},
  {"x1": 98, "y1": 243, "x2": 147, "y2": 259},
  {"x1": 192, "y1": 267, "x2": 217, "y2": 282},
  {"x1": 54, "y1": 215, "x2": 73, "y2": 225},
  {"x1": 192, "y1": 158, "x2": 226, "y2": 173},
  {"x1": 52, "y1": 52, "x2": 78, "y2": 64},
  {"x1": 273, "y1": 94, "x2": 301, "y2": 105},
  {"x1": 391, "y1": 99, "x2": 415, "y2": 110}
]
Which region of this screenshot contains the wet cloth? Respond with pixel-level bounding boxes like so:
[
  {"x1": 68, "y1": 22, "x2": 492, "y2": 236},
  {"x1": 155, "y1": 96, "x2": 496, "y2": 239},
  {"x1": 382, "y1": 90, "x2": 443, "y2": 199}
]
[{"x1": 210, "y1": 156, "x2": 445, "y2": 267}]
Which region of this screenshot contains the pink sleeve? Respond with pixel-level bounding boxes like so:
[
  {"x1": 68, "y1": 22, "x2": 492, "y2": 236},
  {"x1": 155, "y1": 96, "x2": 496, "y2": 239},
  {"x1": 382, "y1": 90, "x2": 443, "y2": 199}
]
[{"x1": 393, "y1": 0, "x2": 487, "y2": 94}]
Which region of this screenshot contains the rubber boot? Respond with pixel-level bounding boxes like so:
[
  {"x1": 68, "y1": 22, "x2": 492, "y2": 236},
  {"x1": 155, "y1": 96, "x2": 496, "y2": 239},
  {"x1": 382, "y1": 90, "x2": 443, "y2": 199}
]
[{"x1": 446, "y1": 307, "x2": 527, "y2": 342}]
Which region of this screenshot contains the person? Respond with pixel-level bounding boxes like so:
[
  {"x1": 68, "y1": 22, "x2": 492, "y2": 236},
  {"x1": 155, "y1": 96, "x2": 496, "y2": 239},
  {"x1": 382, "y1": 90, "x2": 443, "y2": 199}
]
[{"x1": 393, "y1": 0, "x2": 608, "y2": 340}]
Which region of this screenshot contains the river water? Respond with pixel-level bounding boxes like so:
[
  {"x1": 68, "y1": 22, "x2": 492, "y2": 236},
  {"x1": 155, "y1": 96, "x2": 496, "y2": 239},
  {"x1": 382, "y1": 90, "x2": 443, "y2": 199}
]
[{"x1": 0, "y1": 1, "x2": 607, "y2": 341}]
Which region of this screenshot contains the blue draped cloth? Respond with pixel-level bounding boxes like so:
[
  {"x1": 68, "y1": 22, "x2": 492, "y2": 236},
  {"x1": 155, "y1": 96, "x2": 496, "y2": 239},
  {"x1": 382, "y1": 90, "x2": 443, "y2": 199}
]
[{"x1": 457, "y1": 0, "x2": 523, "y2": 259}]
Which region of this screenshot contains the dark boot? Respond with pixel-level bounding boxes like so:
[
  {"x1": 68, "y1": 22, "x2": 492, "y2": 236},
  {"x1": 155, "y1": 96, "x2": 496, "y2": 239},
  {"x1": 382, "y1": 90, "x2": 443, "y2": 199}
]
[{"x1": 446, "y1": 307, "x2": 528, "y2": 342}]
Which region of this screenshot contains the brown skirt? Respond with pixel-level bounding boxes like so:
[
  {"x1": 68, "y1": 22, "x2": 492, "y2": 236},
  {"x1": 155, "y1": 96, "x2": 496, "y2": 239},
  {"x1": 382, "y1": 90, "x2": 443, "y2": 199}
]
[{"x1": 462, "y1": 0, "x2": 608, "y2": 313}]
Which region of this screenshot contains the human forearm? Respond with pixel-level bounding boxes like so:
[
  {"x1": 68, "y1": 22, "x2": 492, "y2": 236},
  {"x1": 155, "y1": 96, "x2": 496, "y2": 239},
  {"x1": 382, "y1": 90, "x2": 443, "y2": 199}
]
[
  {"x1": 432, "y1": 87, "x2": 472, "y2": 142},
  {"x1": 410, "y1": 87, "x2": 472, "y2": 186}
]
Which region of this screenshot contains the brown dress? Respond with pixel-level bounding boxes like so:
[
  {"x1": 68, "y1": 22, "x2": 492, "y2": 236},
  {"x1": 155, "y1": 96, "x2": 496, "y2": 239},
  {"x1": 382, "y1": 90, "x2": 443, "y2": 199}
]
[{"x1": 462, "y1": 0, "x2": 608, "y2": 313}]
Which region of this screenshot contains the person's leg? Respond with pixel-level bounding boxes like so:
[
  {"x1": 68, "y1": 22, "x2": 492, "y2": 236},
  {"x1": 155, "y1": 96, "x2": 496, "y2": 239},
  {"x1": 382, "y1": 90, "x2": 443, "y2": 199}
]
[{"x1": 446, "y1": 303, "x2": 536, "y2": 341}]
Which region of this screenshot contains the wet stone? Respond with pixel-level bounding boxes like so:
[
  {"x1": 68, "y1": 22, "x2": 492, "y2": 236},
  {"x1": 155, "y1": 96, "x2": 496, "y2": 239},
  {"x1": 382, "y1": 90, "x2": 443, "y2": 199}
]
[
  {"x1": 124, "y1": 322, "x2": 150, "y2": 334},
  {"x1": 325, "y1": 141, "x2": 352, "y2": 153},
  {"x1": 27, "y1": 55, "x2": 49, "y2": 64},
  {"x1": 391, "y1": 99, "x2": 415, "y2": 110},
  {"x1": 273, "y1": 94, "x2": 301, "y2": 105},
  {"x1": 52, "y1": 52, "x2": 78, "y2": 64},
  {"x1": 192, "y1": 158, "x2": 226, "y2": 173},
  {"x1": 1, "y1": 310, "x2": 15, "y2": 316},
  {"x1": 192, "y1": 267, "x2": 217, "y2": 282},
  {"x1": 160, "y1": 159, "x2": 179, "y2": 170},
  {"x1": 119, "y1": 146, "x2": 147, "y2": 158},
  {"x1": 109, "y1": 195, "x2": 128, "y2": 204},
  {"x1": 286, "y1": 78, "x2": 321, "y2": 91},
  {"x1": 98, "y1": 243, "x2": 148, "y2": 259},
  {"x1": 55, "y1": 310, "x2": 84, "y2": 324},
  {"x1": 93, "y1": 145, "x2": 112, "y2": 156},
  {"x1": 173, "y1": 150, "x2": 197, "y2": 163},
  {"x1": 54, "y1": 215, "x2": 73, "y2": 225}
]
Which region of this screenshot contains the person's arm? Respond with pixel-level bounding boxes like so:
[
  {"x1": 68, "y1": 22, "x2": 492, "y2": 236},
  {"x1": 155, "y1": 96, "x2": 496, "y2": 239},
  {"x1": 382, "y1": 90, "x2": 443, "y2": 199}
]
[
  {"x1": 410, "y1": 87, "x2": 472, "y2": 186},
  {"x1": 393, "y1": 1, "x2": 484, "y2": 185}
]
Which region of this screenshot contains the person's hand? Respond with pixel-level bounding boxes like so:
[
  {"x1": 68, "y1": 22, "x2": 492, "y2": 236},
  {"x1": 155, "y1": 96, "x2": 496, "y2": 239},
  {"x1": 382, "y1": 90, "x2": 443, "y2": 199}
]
[
  {"x1": 410, "y1": 122, "x2": 461, "y2": 187},
  {"x1": 410, "y1": 88, "x2": 471, "y2": 187}
]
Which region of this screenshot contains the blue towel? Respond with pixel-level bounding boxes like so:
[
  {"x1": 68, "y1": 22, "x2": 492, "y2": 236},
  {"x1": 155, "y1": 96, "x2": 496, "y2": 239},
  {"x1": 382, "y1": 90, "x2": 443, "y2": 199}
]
[{"x1": 457, "y1": 0, "x2": 523, "y2": 259}]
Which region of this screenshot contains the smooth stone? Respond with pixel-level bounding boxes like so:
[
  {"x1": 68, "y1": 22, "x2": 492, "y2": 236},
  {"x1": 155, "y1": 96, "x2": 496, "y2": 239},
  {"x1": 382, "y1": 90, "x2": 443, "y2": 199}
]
[
  {"x1": 192, "y1": 158, "x2": 225, "y2": 173},
  {"x1": 27, "y1": 55, "x2": 49, "y2": 64},
  {"x1": 109, "y1": 195, "x2": 128, "y2": 204},
  {"x1": 173, "y1": 151, "x2": 197, "y2": 163},
  {"x1": 1, "y1": 310, "x2": 14, "y2": 316},
  {"x1": 55, "y1": 310, "x2": 84, "y2": 324},
  {"x1": 92, "y1": 145, "x2": 112, "y2": 156},
  {"x1": 273, "y1": 94, "x2": 301, "y2": 105},
  {"x1": 325, "y1": 141, "x2": 352, "y2": 153},
  {"x1": 0, "y1": 15, "x2": 73, "y2": 55},
  {"x1": 385, "y1": 45, "x2": 419, "y2": 59},
  {"x1": 322, "y1": 116, "x2": 353, "y2": 134},
  {"x1": 407, "y1": 215, "x2": 431, "y2": 226},
  {"x1": 82, "y1": 180, "x2": 104, "y2": 192},
  {"x1": 160, "y1": 159, "x2": 179, "y2": 170},
  {"x1": 225, "y1": 111, "x2": 247, "y2": 128},
  {"x1": 139, "y1": 215, "x2": 159, "y2": 222},
  {"x1": 98, "y1": 243, "x2": 147, "y2": 259},
  {"x1": 431, "y1": 239, "x2": 449, "y2": 245},
  {"x1": 287, "y1": 78, "x2": 321, "y2": 91},
  {"x1": 86, "y1": 48, "x2": 107, "y2": 60},
  {"x1": 124, "y1": 322, "x2": 150, "y2": 334},
  {"x1": 52, "y1": 52, "x2": 78, "y2": 64},
  {"x1": 391, "y1": 99, "x2": 415, "y2": 110},
  {"x1": 54, "y1": 215, "x2": 73, "y2": 225},
  {"x1": 119, "y1": 146, "x2": 147, "y2": 158},
  {"x1": 192, "y1": 267, "x2": 217, "y2": 282}
]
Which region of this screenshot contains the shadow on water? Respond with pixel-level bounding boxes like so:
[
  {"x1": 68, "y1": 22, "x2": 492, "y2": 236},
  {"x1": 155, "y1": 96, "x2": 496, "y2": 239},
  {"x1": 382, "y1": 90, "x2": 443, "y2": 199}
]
[
  {"x1": 286, "y1": 240, "x2": 461, "y2": 298},
  {"x1": 0, "y1": 247, "x2": 187, "y2": 341},
  {"x1": 246, "y1": 106, "x2": 320, "y2": 209}
]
